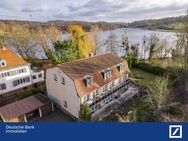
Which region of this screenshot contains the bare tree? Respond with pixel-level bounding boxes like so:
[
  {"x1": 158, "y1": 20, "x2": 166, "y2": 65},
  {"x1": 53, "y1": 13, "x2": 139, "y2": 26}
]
[
  {"x1": 148, "y1": 33, "x2": 160, "y2": 59},
  {"x1": 142, "y1": 35, "x2": 148, "y2": 59},
  {"x1": 0, "y1": 23, "x2": 8, "y2": 47},
  {"x1": 34, "y1": 26, "x2": 61, "y2": 58},
  {"x1": 130, "y1": 43, "x2": 139, "y2": 58},
  {"x1": 7, "y1": 24, "x2": 39, "y2": 62},
  {"x1": 156, "y1": 39, "x2": 173, "y2": 59},
  {"x1": 90, "y1": 25, "x2": 103, "y2": 55},
  {"x1": 105, "y1": 32, "x2": 118, "y2": 55},
  {"x1": 121, "y1": 30, "x2": 129, "y2": 56}
]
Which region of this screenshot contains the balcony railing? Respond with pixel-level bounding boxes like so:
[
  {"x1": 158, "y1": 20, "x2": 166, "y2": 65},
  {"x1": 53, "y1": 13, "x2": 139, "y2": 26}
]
[{"x1": 88, "y1": 79, "x2": 131, "y2": 112}]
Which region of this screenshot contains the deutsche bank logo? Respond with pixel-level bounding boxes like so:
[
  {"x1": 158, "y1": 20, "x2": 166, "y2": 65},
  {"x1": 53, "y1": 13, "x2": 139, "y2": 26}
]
[{"x1": 169, "y1": 125, "x2": 182, "y2": 139}]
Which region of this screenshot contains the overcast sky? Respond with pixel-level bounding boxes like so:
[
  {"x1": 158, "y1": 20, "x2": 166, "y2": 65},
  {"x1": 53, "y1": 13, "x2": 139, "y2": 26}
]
[{"x1": 0, "y1": 0, "x2": 187, "y2": 22}]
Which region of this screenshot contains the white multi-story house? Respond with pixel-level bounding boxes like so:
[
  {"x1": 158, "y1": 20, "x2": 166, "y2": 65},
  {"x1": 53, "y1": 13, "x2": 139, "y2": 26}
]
[
  {"x1": 0, "y1": 47, "x2": 44, "y2": 95},
  {"x1": 46, "y1": 53, "x2": 130, "y2": 119}
]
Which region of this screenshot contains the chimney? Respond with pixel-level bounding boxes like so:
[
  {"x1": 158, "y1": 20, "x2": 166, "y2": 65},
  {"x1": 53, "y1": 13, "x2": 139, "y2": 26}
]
[
  {"x1": 89, "y1": 52, "x2": 94, "y2": 57},
  {"x1": 0, "y1": 46, "x2": 6, "y2": 52}
]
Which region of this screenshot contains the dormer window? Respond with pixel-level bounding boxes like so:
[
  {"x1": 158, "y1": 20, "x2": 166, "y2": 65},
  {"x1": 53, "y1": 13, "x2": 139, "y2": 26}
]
[
  {"x1": 0, "y1": 59, "x2": 6, "y2": 68},
  {"x1": 102, "y1": 68, "x2": 112, "y2": 80},
  {"x1": 53, "y1": 74, "x2": 57, "y2": 81},
  {"x1": 84, "y1": 75, "x2": 93, "y2": 87},
  {"x1": 117, "y1": 64, "x2": 125, "y2": 72}
]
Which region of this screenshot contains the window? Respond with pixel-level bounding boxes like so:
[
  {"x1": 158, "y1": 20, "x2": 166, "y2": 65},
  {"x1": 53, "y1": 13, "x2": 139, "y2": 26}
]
[
  {"x1": 0, "y1": 68, "x2": 27, "y2": 78},
  {"x1": 61, "y1": 77, "x2": 65, "y2": 85},
  {"x1": 83, "y1": 94, "x2": 90, "y2": 102},
  {"x1": 64, "y1": 101, "x2": 67, "y2": 108},
  {"x1": 0, "y1": 83, "x2": 6, "y2": 90},
  {"x1": 93, "y1": 89, "x2": 99, "y2": 98},
  {"x1": 38, "y1": 73, "x2": 42, "y2": 78},
  {"x1": 13, "y1": 80, "x2": 18, "y2": 87},
  {"x1": 13, "y1": 77, "x2": 30, "y2": 87},
  {"x1": 103, "y1": 85, "x2": 108, "y2": 92},
  {"x1": 117, "y1": 64, "x2": 125, "y2": 72},
  {"x1": 123, "y1": 74, "x2": 128, "y2": 81},
  {"x1": 25, "y1": 77, "x2": 30, "y2": 82},
  {"x1": 53, "y1": 74, "x2": 57, "y2": 81},
  {"x1": 110, "y1": 81, "x2": 114, "y2": 88},
  {"x1": 103, "y1": 69, "x2": 112, "y2": 80},
  {"x1": 32, "y1": 75, "x2": 37, "y2": 79},
  {"x1": 0, "y1": 59, "x2": 6, "y2": 67},
  {"x1": 84, "y1": 76, "x2": 93, "y2": 87},
  {"x1": 118, "y1": 78, "x2": 121, "y2": 84}
]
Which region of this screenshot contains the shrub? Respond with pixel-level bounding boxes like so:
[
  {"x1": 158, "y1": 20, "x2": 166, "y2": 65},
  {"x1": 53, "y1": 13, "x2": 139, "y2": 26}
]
[{"x1": 80, "y1": 103, "x2": 92, "y2": 121}]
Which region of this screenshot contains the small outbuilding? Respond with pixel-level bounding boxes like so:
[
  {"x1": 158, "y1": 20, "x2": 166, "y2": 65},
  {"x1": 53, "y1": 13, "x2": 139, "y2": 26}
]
[{"x1": 0, "y1": 94, "x2": 54, "y2": 122}]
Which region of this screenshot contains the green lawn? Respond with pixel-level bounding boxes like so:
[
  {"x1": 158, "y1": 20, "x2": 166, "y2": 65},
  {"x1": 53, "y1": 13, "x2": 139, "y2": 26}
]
[
  {"x1": 130, "y1": 68, "x2": 159, "y2": 86},
  {"x1": 144, "y1": 59, "x2": 183, "y2": 71}
]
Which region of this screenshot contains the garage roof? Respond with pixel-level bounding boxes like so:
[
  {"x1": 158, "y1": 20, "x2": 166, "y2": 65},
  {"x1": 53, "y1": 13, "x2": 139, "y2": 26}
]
[{"x1": 0, "y1": 94, "x2": 51, "y2": 120}]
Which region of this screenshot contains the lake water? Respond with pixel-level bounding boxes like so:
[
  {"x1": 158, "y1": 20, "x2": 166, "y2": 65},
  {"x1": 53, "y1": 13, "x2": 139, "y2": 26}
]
[
  {"x1": 37, "y1": 28, "x2": 177, "y2": 59},
  {"x1": 96, "y1": 28, "x2": 177, "y2": 58}
]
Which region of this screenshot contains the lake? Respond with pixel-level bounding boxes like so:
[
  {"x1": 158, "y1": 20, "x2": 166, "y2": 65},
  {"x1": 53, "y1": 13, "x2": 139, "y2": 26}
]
[
  {"x1": 96, "y1": 28, "x2": 177, "y2": 58},
  {"x1": 37, "y1": 28, "x2": 177, "y2": 59}
]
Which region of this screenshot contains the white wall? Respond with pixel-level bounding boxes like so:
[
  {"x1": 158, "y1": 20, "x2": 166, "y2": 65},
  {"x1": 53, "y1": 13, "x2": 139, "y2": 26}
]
[
  {"x1": 0, "y1": 65, "x2": 32, "y2": 95},
  {"x1": 31, "y1": 70, "x2": 44, "y2": 84},
  {"x1": 46, "y1": 67, "x2": 80, "y2": 119},
  {"x1": 0, "y1": 65, "x2": 45, "y2": 95}
]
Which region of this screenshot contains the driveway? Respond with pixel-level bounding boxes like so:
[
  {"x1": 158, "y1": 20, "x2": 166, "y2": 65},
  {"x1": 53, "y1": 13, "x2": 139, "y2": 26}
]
[{"x1": 35, "y1": 106, "x2": 76, "y2": 122}]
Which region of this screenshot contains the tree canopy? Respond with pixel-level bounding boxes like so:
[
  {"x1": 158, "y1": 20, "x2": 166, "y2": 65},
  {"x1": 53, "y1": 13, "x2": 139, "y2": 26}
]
[{"x1": 68, "y1": 24, "x2": 95, "y2": 58}]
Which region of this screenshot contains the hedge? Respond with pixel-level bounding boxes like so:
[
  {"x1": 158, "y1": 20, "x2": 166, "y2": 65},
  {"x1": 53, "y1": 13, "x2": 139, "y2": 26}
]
[{"x1": 134, "y1": 62, "x2": 168, "y2": 76}]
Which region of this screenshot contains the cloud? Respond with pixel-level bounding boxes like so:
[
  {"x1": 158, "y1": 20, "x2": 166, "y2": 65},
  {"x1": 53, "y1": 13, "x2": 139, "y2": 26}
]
[{"x1": 0, "y1": 0, "x2": 187, "y2": 22}]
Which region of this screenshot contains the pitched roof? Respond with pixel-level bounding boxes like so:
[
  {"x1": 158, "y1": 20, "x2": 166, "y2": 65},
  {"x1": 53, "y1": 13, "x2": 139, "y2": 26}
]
[
  {"x1": 74, "y1": 64, "x2": 129, "y2": 97},
  {"x1": 57, "y1": 53, "x2": 126, "y2": 80},
  {"x1": 57, "y1": 53, "x2": 130, "y2": 97},
  {"x1": 0, "y1": 94, "x2": 51, "y2": 120},
  {"x1": 0, "y1": 47, "x2": 29, "y2": 71}
]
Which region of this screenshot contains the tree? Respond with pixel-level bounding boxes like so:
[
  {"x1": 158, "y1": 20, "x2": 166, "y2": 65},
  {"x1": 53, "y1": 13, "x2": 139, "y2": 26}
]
[
  {"x1": 142, "y1": 35, "x2": 148, "y2": 60},
  {"x1": 80, "y1": 102, "x2": 92, "y2": 121},
  {"x1": 0, "y1": 23, "x2": 7, "y2": 47},
  {"x1": 68, "y1": 25, "x2": 95, "y2": 58},
  {"x1": 130, "y1": 44, "x2": 139, "y2": 58},
  {"x1": 105, "y1": 32, "x2": 118, "y2": 55},
  {"x1": 155, "y1": 38, "x2": 173, "y2": 59},
  {"x1": 7, "y1": 24, "x2": 39, "y2": 62},
  {"x1": 48, "y1": 40, "x2": 78, "y2": 64},
  {"x1": 171, "y1": 49, "x2": 178, "y2": 60},
  {"x1": 125, "y1": 56, "x2": 139, "y2": 70},
  {"x1": 35, "y1": 26, "x2": 61, "y2": 58},
  {"x1": 121, "y1": 30, "x2": 129, "y2": 56},
  {"x1": 148, "y1": 33, "x2": 160, "y2": 59},
  {"x1": 90, "y1": 25, "x2": 103, "y2": 55},
  {"x1": 127, "y1": 76, "x2": 173, "y2": 121}
]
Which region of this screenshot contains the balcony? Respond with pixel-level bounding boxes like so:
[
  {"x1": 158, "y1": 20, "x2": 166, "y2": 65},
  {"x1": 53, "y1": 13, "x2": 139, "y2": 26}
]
[{"x1": 88, "y1": 79, "x2": 131, "y2": 113}]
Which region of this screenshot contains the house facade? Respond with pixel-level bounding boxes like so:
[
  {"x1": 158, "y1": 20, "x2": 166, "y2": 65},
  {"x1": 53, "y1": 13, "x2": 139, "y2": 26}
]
[
  {"x1": 0, "y1": 47, "x2": 44, "y2": 95},
  {"x1": 46, "y1": 53, "x2": 130, "y2": 119}
]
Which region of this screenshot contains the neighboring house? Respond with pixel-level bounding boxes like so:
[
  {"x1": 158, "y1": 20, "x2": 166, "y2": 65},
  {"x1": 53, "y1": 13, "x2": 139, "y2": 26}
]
[
  {"x1": 0, "y1": 47, "x2": 44, "y2": 95},
  {"x1": 0, "y1": 94, "x2": 54, "y2": 122},
  {"x1": 46, "y1": 53, "x2": 130, "y2": 119}
]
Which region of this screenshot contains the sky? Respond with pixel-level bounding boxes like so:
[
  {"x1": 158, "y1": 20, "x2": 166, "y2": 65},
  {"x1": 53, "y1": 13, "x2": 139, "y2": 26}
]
[{"x1": 0, "y1": 0, "x2": 187, "y2": 22}]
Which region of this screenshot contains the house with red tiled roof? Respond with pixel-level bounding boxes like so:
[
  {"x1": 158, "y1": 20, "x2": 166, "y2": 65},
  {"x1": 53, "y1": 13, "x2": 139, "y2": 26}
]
[
  {"x1": 0, "y1": 47, "x2": 44, "y2": 95},
  {"x1": 46, "y1": 53, "x2": 130, "y2": 119}
]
